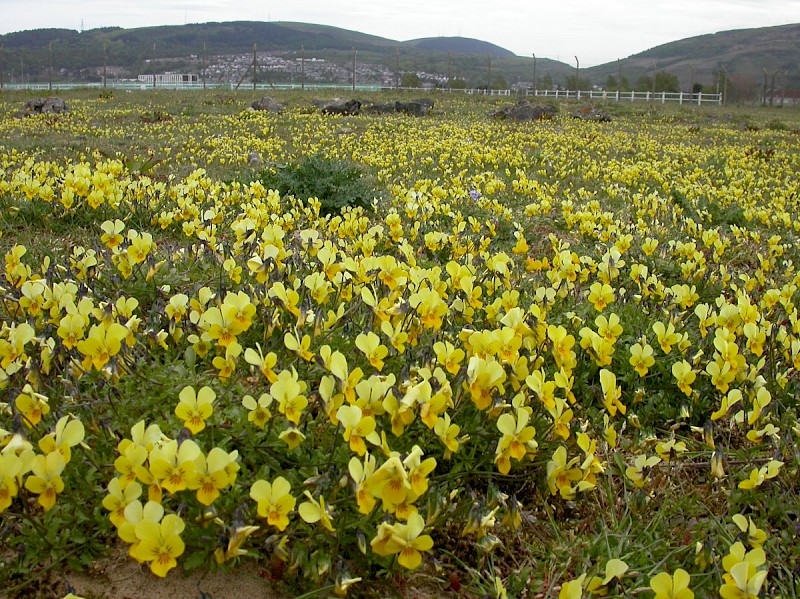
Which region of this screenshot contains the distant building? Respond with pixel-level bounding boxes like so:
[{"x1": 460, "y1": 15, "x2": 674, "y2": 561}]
[
  {"x1": 138, "y1": 73, "x2": 199, "y2": 84},
  {"x1": 773, "y1": 89, "x2": 799, "y2": 106}
]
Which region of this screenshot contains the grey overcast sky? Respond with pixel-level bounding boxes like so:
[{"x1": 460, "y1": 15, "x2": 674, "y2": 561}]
[{"x1": 0, "y1": 0, "x2": 798, "y2": 66}]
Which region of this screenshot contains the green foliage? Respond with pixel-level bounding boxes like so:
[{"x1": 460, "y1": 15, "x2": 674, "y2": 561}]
[
  {"x1": 655, "y1": 71, "x2": 680, "y2": 93},
  {"x1": 636, "y1": 75, "x2": 653, "y2": 92},
  {"x1": 491, "y1": 75, "x2": 508, "y2": 90},
  {"x1": 565, "y1": 75, "x2": 592, "y2": 90},
  {"x1": 1, "y1": 90, "x2": 799, "y2": 598},
  {"x1": 635, "y1": 72, "x2": 682, "y2": 93},
  {"x1": 400, "y1": 72, "x2": 421, "y2": 88},
  {"x1": 260, "y1": 155, "x2": 378, "y2": 214}
]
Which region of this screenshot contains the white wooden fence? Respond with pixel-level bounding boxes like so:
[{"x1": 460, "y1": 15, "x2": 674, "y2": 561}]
[
  {"x1": 0, "y1": 82, "x2": 722, "y2": 105},
  {"x1": 525, "y1": 88, "x2": 722, "y2": 105}
]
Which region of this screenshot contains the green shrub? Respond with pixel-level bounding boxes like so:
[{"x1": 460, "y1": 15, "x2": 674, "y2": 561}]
[{"x1": 260, "y1": 154, "x2": 378, "y2": 214}]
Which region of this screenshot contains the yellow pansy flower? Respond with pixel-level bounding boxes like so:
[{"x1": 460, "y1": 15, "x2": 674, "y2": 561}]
[
  {"x1": 250, "y1": 476, "x2": 295, "y2": 531},
  {"x1": 650, "y1": 569, "x2": 693, "y2": 599},
  {"x1": 175, "y1": 385, "x2": 215, "y2": 434}
]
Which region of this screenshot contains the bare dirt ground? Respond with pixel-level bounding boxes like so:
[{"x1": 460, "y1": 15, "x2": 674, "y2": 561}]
[
  {"x1": 2, "y1": 544, "x2": 290, "y2": 599},
  {"x1": 2, "y1": 544, "x2": 448, "y2": 599},
  {"x1": 66, "y1": 557, "x2": 281, "y2": 599}
]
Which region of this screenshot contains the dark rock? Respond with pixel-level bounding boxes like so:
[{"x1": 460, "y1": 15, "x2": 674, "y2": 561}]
[
  {"x1": 362, "y1": 98, "x2": 434, "y2": 117},
  {"x1": 363, "y1": 102, "x2": 398, "y2": 115},
  {"x1": 396, "y1": 98, "x2": 434, "y2": 117},
  {"x1": 251, "y1": 96, "x2": 284, "y2": 113},
  {"x1": 413, "y1": 98, "x2": 435, "y2": 110},
  {"x1": 248, "y1": 152, "x2": 261, "y2": 165},
  {"x1": 24, "y1": 96, "x2": 68, "y2": 115},
  {"x1": 571, "y1": 106, "x2": 612, "y2": 122},
  {"x1": 319, "y1": 98, "x2": 362, "y2": 115},
  {"x1": 491, "y1": 101, "x2": 556, "y2": 122}
]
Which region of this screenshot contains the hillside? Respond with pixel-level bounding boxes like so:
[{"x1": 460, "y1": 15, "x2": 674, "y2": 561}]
[
  {"x1": 0, "y1": 21, "x2": 572, "y2": 88},
  {"x1": 405, "y1": 37, "x2": 515, "y2": 58},
  {"x1": 2, "y1": 20, "x2": 797, "y2": 96},
  {"x1": 587, "y1": 23, "x2": 800, "y2": 100}
]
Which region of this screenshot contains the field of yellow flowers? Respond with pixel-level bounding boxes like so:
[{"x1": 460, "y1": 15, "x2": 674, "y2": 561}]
[{"x1": 0, "y1": 90, "x2": 799, "y2": 598}]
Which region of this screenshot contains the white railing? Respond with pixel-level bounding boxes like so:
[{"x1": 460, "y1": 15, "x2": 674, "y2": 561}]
[
  {"x1": 0, "y1": 82, "x2": 721, "y2": 105},
  {"x1": 525, "y1": 88, "x2": 722, "y2": 105}
]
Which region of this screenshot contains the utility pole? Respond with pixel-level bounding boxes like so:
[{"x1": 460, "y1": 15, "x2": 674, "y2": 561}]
[
  {"x1": 301, "y1": 45, "x2": 305, "y2": 91},
  {"x1": 0, "y1": 44, "x2": 4, "y2": 91},
  {"x1": 48, "y1": 42, "x2": 53, "y2": 91},
  {"x1": 574, "y1": 56, "x2": 579, "y2": 98},
  {"x1": 202, "y1": 42, "x2": 206, "y2": 89},
  {"x1": 352, "y1": 46, "x2": 356, "y2": 91},
  {"x1": 152, "y1": 43, "x2": 156, "y2": 88},
  {"x1": 447, "y1": 51, "x2": 452, "y2": 88},
  {"x1": 532, "y1": 53, "x2": 537, "y2": 93},
  {"x1": 762, "y1": 68, "x2": 768, "y2": 106},
  {"x1": 689, "y1": 63, "x2": 694, "y2": 98},
  {"x1": 103, "y1": 42, "x2": 108, "y2": 88},
  {"x1": 253, "y1": 43, "x2": 257, "y2": 91},
  {"x1": 769, "y1": 69, "x2": 778, "y2": 106},
  {"x1": 395, "y1": 47, "x2": 400, "y2": 88},
  {"x1": 780, "y1": 70, "x2": 786, "y2": 107},
  {"x1": 651, "y1": 61, "x2": 657, "y2": 96},
  {"x1": 721, "y1": 65, "x2": 728, "y2": 105},
  {"x1": 487, "y1": 53, "x2": 492, "y2": 90},
  {"x1": 617, "y1": 58, "x2": 622, "y2": 97}
]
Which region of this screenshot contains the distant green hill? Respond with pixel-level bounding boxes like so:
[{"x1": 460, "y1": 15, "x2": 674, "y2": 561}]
[
  {"x1": 3, "y1": 20, "x2": 796, "y2": 97},
  {"x1": 0, "y1": 21, "x2": 573, "y2": 88},
  {"x1": 405, "y1": 37, "x2": 515, "y2": 58},
  {"x1": 587, "y1": 23, "x2": 800, "y2": 101}
]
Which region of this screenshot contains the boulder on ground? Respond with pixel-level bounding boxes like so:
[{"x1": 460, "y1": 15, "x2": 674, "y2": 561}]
[
  {"x1": 248, "y1": 152, "x2": 261, "y2": 166},
  {"x1": 412, "y1": 98, "x2": 435, "y2": 110},
  {"x1": 318, "y1": 98, "x2": 362, "y2": 116},
  {"x1": 396, "y1": 98, "x2": 434, "y2": 117},
  {"x1": 571, "y1": 106, "x2": 612, "y2": 122},
  {"x1": 24, "y1": 97, "x2": 68, "y2": 115},
  {"x1": 362, "y1": 98, "x2": 435, "y2": 117},
  {"x1": 363, "y1": 102, "x2": 397, "y2": 115},
  {"x1": 250, "y1": 96, "x2": 284, "y2": 113},
  {"x1": 491, "y1": 101, "x2": 556, "y2": 121}
]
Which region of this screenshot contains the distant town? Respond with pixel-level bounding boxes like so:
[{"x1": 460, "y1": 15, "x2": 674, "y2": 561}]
[{"x1": 133, "y1": 51, "x2": 442, "y2": 88}]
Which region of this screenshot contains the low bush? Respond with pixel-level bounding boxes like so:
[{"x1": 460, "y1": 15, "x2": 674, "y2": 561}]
[{"x1": 260, "y1": 154, "x2": 378, "y2": 214}]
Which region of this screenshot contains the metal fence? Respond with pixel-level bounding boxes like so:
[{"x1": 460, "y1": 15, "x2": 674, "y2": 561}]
[
  {"x1": 0, "y1": 81, "x2": 722, "y2": 105},
  {"x1": 0, "y1": 82, "x2": 384, "y2": 92}
]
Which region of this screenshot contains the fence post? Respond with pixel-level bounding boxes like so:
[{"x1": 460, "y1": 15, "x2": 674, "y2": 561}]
[
  {"x1": 697, "y1": 92, "x2": 702, "y2": 106},
  {"x1": 352, "y1": 46, "x2": 356, "y2": 91},
  {"x1": 679, "y1": 92, "x2": 683, "y2": 105}
]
